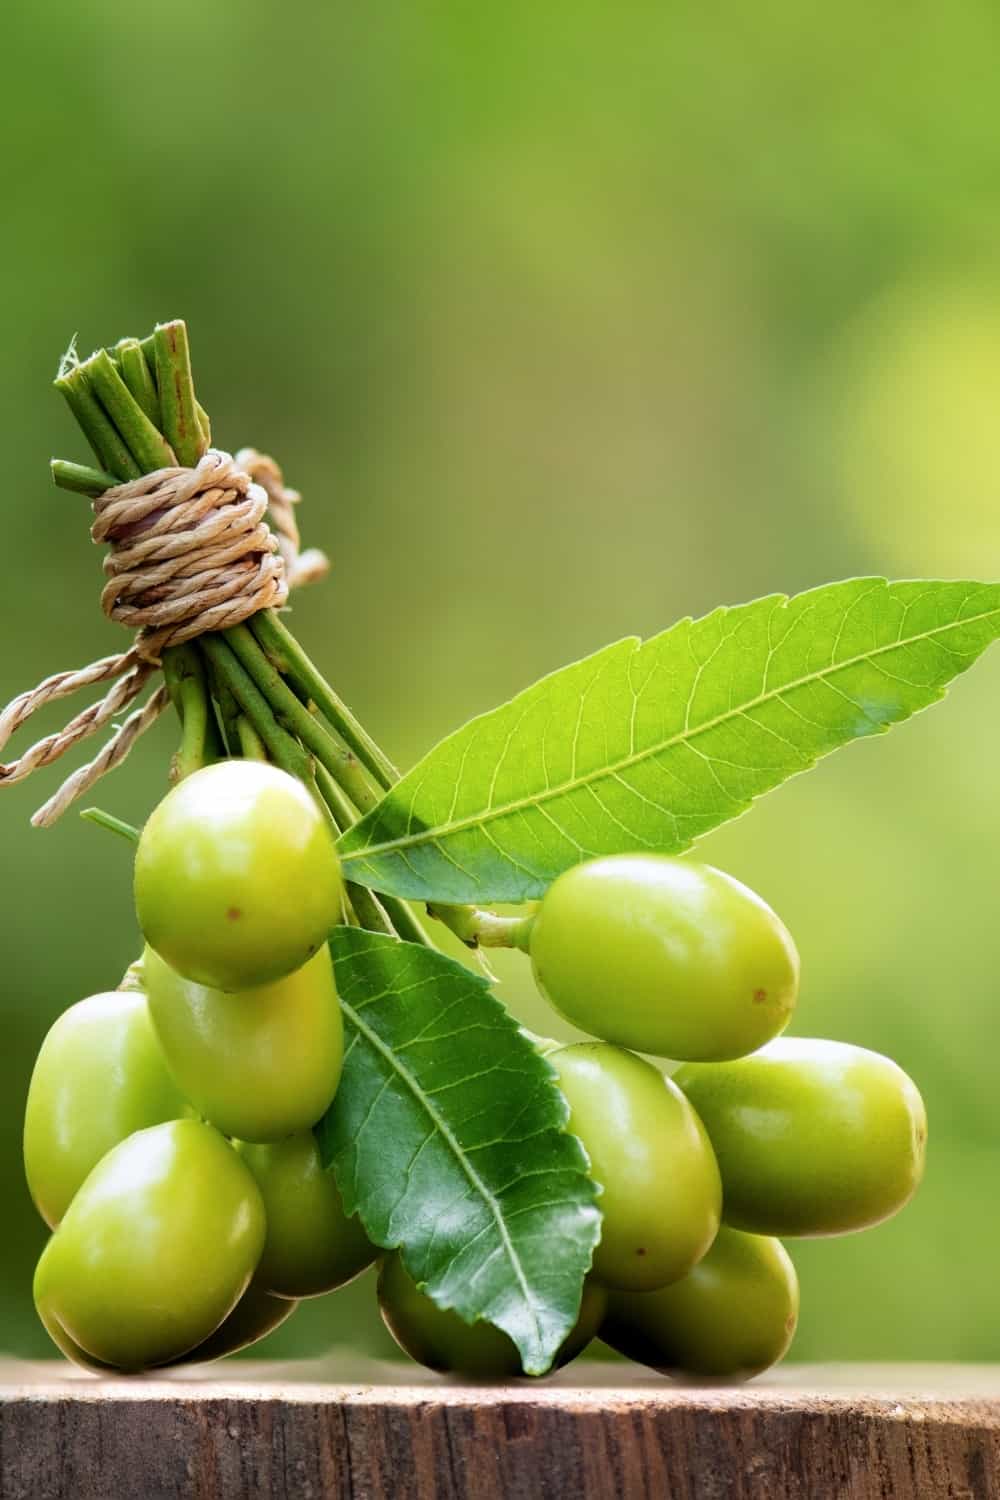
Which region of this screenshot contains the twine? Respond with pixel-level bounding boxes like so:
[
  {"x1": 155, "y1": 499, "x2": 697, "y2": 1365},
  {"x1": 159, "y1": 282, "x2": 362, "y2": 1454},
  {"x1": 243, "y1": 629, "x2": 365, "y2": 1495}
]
[
  {"x1": 0, "y1": 448, "x2": 327, "y2": 827},
  {"x1": 236, "y1": 449, "x2": 329, "y2": 591}
]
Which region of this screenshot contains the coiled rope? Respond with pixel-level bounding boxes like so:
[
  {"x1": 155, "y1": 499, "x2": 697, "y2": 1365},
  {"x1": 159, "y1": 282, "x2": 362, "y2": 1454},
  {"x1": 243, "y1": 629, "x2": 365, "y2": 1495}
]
[{"x1": 0, "y1": 449, "x2": 327, "y2": 827}]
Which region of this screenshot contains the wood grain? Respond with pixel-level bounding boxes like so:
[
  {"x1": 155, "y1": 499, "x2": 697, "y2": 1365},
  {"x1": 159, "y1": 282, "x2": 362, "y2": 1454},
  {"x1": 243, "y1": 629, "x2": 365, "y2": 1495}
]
[{"x1": 2, "y1": 1361, "x2": 999, "y2": 1499}]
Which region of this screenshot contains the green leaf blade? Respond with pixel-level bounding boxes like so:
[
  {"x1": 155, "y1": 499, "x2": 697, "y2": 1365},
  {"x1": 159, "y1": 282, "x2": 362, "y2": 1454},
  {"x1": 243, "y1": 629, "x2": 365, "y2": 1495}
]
[
  {"x1": 339, "y1": 578, "x2": 1000, "y2": 903},
  {"x1": 317, "y1": 928, "x2": 601, "y2": 1375}
]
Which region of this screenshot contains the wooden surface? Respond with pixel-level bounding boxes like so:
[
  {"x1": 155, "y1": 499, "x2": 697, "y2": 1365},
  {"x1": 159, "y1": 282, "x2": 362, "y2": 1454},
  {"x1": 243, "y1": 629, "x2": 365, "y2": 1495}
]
[{"x1": 3, "y1": 1360, "x2": 1000, "y2": 1499}]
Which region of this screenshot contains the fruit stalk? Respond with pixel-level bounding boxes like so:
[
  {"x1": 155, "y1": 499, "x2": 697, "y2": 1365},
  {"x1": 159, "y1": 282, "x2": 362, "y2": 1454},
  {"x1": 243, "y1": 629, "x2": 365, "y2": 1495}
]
[{"x1": 51, "y1": 322, "x2": 523, "y2": 954}]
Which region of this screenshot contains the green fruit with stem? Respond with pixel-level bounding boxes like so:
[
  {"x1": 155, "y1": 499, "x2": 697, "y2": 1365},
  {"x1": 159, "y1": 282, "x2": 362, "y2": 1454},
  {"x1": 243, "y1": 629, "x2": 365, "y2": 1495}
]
[
  {"x1": 674, "y1": 1038, "x2": 927, "y2": 1236},
  {"x1": 236, "y1": 1133, "x2": 376, "y2": 1298},
  {"x1": 378, "y1": 1254, "x2": 607, "y2": 1377},
  {"x1": 550, "y1": 1042, "x2": 721, "y2": 1292},
  {"x1": 601, "y1": 1226, "x2": 799, "y2": 1380},
  {"x1": 144, "y1": 943, "x2": 343, "y2": 1143},
  {"x1": 134, "y1": 760, "x2": 344, "y2": 991},
  {"x1": 24, "y1": 989, "x2": 190, "y2": 1229},
  {"x1": 34, "y1": 1119, "x2": 265, "y2": 1373},
  {"x1": 528, "y1": 854, "x2": 799, "y2": 1061}
]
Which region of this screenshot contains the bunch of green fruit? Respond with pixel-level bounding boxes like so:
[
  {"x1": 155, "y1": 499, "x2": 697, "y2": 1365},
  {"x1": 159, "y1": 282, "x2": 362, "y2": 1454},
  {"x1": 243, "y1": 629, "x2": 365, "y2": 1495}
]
[
  {"x1": 26, "y1": 762, "x2": 378, "y2": 1371},
  {"x1": 6, "y1": 320, "x2": 991, "y2": 1384},
  {"x1": 23, "y1": 785, "x2": 925, "y2": 1379}
]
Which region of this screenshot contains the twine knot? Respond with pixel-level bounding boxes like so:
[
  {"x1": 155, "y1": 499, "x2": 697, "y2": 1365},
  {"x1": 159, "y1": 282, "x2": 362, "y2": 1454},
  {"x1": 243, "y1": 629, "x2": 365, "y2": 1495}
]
[
  {"x1": 94, "y1": 449, "x2": 290, "y2": 664},
  {"x1": 0, "y1": 449, "x2": 327, "y2": 826}
]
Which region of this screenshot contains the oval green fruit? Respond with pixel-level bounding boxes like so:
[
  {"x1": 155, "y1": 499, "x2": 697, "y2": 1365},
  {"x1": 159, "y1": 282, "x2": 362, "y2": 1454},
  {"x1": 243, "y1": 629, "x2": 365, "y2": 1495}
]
[
  {"x1": 550, "y1": 1042, "x2": 721, "y2": 1292},
  {"x1": 184, "y1": 1281, "x2": 299, "y2": 1363},
  {"x1": 378, "y1": 1254, "x2": 607, "y2": 1377},
  {"x1": 24, "y1": 990, "x2": 189, "y2": 1229},
  {"x1": 145, "y1": 944, "x2": 343, "y2": 1142},
  {"x1": 134, "y1": 760, "x2": 343, "y2": 991},
  {"x1": 236, "y1": 1134, "x2": 376, "y2": 1297},
  {"x1": 601, "y1": 1227, "x2": 799, "y2": 1380},
  {"x1": 34, "y1": 1119, "x2": 265, "y2": 1372},
  {"x1": 674, "y1": 1038, "x2": 927, "y2": 1236},
  {"x1": 529, "y1": 854, "x2": 799, "y2": 1061}
]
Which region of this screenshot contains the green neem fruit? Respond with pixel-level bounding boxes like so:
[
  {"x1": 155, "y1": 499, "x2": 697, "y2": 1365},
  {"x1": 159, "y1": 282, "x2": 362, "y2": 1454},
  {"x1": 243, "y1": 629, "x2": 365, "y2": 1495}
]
[
  {"x1": 144, "y1": 944, "x2": 342, "y2": 1143},
  {"x1": 236, "y1": 1134, "x2": 376, "y2": 1297},
  {"x1": 601, "y1": 1227, "x2": 799, "y2": 1380},
  {"x1": 24, "y1": 989, "x2": 190, "y2": 1229},
  {"x1": 674, "y1": 1038, "x2": 927, "y2": 1237},
  {"x1": 550, "y1": 1042, "x2": 721, "y2": 1292},
  {"x1": 183, "y1": 1281, "x2": 299, "y2": 1363},
  {"x1": 134, "y1": 760, "x2": 343, "y2": 991},
  {"x1": 529, "y1": 854, "x2": 799, "y2": 1061},
  {"x1": 377, "y1": 1254, "x2": 607, "y2": 1377},
  {"x1": 34, "y1": 1120, "x2": 265, "y2": 1373}
]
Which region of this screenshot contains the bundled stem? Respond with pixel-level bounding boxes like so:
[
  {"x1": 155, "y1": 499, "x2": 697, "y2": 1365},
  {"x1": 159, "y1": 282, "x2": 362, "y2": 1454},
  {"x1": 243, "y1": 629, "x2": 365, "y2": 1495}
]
[{"x1": 2, "y1": 319, "x2": 527, "y2": 956}]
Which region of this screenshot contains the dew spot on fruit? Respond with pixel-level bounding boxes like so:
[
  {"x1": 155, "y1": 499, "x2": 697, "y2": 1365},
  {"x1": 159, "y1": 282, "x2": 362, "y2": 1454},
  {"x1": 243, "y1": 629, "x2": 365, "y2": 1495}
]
[
  {"x1": 635, "y1": 1247, "x2": 647, "y2": 1257},
  {"x1": 226, "y1": 907, "x2": 242, "y2": 922},
  {"x1": 752, "y1": 988, "x2": 768, "y2": 1004},
  {"x1": 785, "y1": 1315, "x2": 796, "y2": 1333}
]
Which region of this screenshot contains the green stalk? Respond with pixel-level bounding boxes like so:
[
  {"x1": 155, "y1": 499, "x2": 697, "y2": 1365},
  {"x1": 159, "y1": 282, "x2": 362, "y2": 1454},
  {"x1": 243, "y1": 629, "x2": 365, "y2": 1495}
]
[
  {"x1": 315, "y1": 762, "x2": 360, "y2": 831},
  {"x1": 251, "y1": 610, "x2": 398, "y2": 790},
  {"x1": 50, "y1": 459, "x2": 120, "y2": 497},
  {"x1": 55, "y1": 364, "x2": 140, "y2": 481},
  {"x1": 314, "y1": 768, "x2": 432, "y2": 948},
  {"x1": 84, "y1": 350, "x2": 176, "y2": 474},
  {"x1": 79, "y1": 807, "x2": 141, "y2": 845},
  {"x1": 162, "y1": 644, "x2": 220, "y2": 779},
  {"x1": 236, "y1": 716, "x2": 268, "y2": 761},
  {"x1": 381, "y1": 894, "x2": 435, "y2": 948},
  {"x1": 426, "y1": 902, "x2": 533, "y2": 951},
  {"x1": 224, "y1": 625, "x2": 381, "y2": 814},
  {"x1": 345, "y1": 881, "x2": 397, "y2": 937},
  {"x1": 199, "y1": 634, "x2": 315, "y2": 785},
  {"x1": 154, "y1": 321, "x2": 205, "y2": 468},
  {"x1": 115, "y1": 338, "x2": 161, "y2": 428},
  {"x1": 199, "y1": 641, "x2": 240, "y2": 755},
  {"x1": 249, "y1": 622, "x2": 526, "y2": 952}
]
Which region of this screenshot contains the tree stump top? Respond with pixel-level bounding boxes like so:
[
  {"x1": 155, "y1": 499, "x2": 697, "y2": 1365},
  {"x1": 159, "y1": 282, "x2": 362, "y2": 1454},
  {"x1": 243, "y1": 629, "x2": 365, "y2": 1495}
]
[{"x1": 3, "y1": 1359, "x2": 999, "y2": 1499}]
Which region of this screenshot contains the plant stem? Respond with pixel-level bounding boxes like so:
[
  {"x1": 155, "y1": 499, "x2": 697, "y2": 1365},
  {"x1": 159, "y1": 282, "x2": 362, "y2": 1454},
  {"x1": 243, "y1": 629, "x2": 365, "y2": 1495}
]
[
  {"x1": 162, "y1": 644, "x2": 218, "y2": 779},
  {"x1": 250, "y1": 615, "x2": 529, "y2": 953},
  {"x1": 50, "y1": 459, "x2": 120, "y2": 497},
  {"x1": 381, "y1": 894, "x2": 435, "y2": 948},
  {"x1": 313, "y1": 760, "x2": 433, "y2": 947},
  {"x1": 154, "y1": 321, "x2": 205, "y2": 468},
  {"x1": 55, "y1": 365, "x2": 140, "y2": 481},
  {"x1": 138, "y1": 331, "x2": 210, "y2": 448},
  {"x1": 199, "y1": 641, "x2": 240, "y2": 754},
  {"x1": 315, "y1": 762, "x2": 360, "y2": 831},
  {"x1": 346, "y1": 881, "x2": 397, "y2": 937},
  {"x1": 80, "y1": 807, "x2": 141, "y2": 844},
  {"x1": 115, "y1": 338, "x2": 161, "y2": 428},
  {"x1": 84, "y1": 350, "x2": 176, "y2": 473},
  {"x1": 236, "y1": 716, "x2": 268, "y2": 760},
  {"x1": 251, "y1": 611, "x2": 399, "y2": 790},
  {"x1": 426, "y1": 903, "x2": 534, "y2": 951},
  {"x1": 200, "y1": 633, "x2": 315, "y2": 784},
  {"x1": 224, "y1": 624, "x2": 381, "y2": 813}
]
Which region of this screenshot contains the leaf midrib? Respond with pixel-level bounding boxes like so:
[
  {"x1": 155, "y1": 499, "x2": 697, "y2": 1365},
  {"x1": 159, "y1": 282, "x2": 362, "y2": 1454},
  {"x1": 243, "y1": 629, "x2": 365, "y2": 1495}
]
[
  {"x1": 343, "y1": 597, "x2": 998, "y2": 863},
  {"x1": 339, "y1": 991, "x2": 545, "y2": 1356}
]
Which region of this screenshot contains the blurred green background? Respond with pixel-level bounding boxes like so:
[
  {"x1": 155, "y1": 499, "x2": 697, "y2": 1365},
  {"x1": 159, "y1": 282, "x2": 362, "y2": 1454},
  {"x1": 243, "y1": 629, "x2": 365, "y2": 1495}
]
[{"x1": 4, "y1": 0, "x2": 1000, "y2": 1367}]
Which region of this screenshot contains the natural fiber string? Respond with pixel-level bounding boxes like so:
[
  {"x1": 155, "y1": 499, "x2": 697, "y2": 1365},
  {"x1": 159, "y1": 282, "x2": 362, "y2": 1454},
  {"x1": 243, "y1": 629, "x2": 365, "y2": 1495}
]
[
  {"x1": 0, "y1": 448, "x2": 323, "y2": 827},
  {"x1": 94, "y1": 448, "x2": 288, "y2": 662},
  {"x1": 236, "y1": 448, "x2": 329, "y2": 590}
]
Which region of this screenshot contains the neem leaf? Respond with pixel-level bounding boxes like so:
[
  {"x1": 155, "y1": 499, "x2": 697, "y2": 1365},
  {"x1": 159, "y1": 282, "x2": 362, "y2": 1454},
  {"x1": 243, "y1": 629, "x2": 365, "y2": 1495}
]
[
  {"x1": 339, "y1": 578, "x2": 1000, "y2": 903},
  {"x1": 316, "y1": 927, "x2": 601, "y2": 1375}
]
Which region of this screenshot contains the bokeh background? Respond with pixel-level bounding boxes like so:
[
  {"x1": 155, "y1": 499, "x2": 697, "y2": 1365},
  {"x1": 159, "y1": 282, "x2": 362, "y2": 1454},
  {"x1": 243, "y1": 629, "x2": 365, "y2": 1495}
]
[{"x1": 3, "y1": 0, "x2": 1000, "y2": 1366}]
